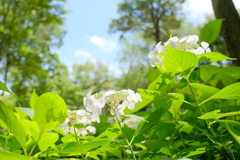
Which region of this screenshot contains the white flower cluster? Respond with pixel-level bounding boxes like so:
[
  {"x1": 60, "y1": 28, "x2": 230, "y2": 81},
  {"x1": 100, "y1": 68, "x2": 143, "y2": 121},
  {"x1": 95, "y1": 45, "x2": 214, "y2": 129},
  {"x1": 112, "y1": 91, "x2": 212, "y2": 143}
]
[
  {"x1": 148, "y1": 35, "x2": 211, "y2": 67},
  {"x1": 59, "y1": 89, "x2": 142, "y2": 135},
  {"x1": 84, "y1": 89, "x2": 142, "y2": 121},
  {"x1": 59, "y1": 110, "x2": 96, "y2": 137}
]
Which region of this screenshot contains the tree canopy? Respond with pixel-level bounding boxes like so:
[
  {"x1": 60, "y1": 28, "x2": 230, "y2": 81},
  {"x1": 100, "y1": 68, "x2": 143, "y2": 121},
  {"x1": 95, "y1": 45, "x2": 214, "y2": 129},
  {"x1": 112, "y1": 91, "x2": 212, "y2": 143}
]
[
  {"x1": 0, "y1": 0, "x2": 67, "y2": 96},
  {"x1": 109, "y1": 0, "x2": 185, "y2": 43}
]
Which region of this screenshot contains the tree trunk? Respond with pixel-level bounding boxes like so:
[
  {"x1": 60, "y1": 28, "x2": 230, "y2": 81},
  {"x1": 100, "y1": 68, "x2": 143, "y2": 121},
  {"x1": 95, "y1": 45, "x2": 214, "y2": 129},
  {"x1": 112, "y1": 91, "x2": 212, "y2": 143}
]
[{"x1": 211, "y1": 0, "x2": 240, "y2": 66}]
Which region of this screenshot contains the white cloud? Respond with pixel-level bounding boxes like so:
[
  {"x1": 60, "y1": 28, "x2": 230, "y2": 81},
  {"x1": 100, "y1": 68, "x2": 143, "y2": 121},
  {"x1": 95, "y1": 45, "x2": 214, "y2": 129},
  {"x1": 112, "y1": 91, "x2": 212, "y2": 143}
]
[
  {"x1": 73, "y1": 49, "x2": 91, "y2": 57},
  {"x1": 89, "y1": 36, "x2": 118, "y2": 51}
]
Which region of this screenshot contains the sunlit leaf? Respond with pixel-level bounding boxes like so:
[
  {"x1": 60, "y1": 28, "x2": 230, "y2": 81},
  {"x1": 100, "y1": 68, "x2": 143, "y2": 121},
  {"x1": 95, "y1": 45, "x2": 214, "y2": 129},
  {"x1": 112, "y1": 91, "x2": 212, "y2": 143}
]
[
  {"x1": 0, "y1": 81, "x2": 11, "y2": 94},
  {"x1": 200, "y1": 65, "x2": 220, "y2": 83},
  {"x1": 218, "y1": 120, "x2": 240, "y2": 145},
  {"x1": 30, "y1": 89, "x2": 39, "y2": 109},
  {"x1": 198, "y1": 109, "x2": 240, "y2": 120},
  {"x1": 145, "y1": 69, "x2": 161, "y2": 81},
  {"x1": 198, "y1": 52, "x2": 236, "y2": 62},
  {"x1": 0, "y1": 150, "x2": 32, "y2": 160},
  {"x1": 162, "y1": 45, "x2": 198, "y2": 79},
  {"x1": 38, "y1": 132, "x2": 59, "y2": 152},
  {"x1": 208, "y1": 82, "x2": 240, "y2": 100},
  {"x1": 34, "y1": 92, "x2": 67, "y2": 134},
  {"x1": 0, "y1": 101, "x2": 26, "y2": 148},
  {"x1": 199, "y1": 19, "x2": 224, "y2": 44}
]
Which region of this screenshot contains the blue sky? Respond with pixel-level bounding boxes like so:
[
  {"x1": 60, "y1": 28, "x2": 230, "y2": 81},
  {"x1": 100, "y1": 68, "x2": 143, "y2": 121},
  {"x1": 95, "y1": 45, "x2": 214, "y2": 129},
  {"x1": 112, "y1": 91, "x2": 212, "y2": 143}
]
[{"x1": 52, "y1": 0, "x2": 240, "y2": 76}]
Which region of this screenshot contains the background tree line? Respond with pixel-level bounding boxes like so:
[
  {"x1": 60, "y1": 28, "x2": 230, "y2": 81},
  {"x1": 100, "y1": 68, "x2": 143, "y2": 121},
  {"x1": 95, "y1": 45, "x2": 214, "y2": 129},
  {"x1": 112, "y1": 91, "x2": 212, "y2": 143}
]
[{"x1": 0, "y1": 0, "x2": 239, "y2": 109}]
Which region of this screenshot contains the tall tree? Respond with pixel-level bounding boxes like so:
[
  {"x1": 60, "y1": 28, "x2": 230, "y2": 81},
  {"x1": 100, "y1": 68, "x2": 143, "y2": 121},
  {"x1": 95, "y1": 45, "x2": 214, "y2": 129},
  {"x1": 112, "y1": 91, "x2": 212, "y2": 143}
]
[
  {"x1": 0, "y1": 0, "x2": 67, "y2": 95},
  {"x1": 211, "y1": 0, "x2": 240, "y2": 65},
  {"x1": 109, "y1": 0, "x2": 185, "y2": 43}
]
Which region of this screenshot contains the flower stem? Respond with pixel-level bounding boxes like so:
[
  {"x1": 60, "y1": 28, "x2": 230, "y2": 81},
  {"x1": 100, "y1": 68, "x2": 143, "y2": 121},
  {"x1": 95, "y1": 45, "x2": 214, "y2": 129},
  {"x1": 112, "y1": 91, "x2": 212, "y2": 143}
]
[
  {"x1": 73, "y1": 127, "x2": 80, "y2": 145},
  {"x1": 187, "y1": 80, "x2": 216, "y2": 137},
  {"x1": 113, "y1": 109, "x2": 137, "y2": 160}
]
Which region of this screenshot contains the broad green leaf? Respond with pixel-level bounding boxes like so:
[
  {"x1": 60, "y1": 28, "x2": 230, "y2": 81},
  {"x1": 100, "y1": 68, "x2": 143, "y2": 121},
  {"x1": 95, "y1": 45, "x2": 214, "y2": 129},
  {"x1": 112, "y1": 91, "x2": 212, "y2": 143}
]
[
  {"x1": 96, "y1": 122, "x2": 121, "y2": 141},
  {"x1": 0, "y1": 150, "x2": 32, "y2": 160},
  {"x1": 162, "y1": 46, "x2": 198, "y2": 79},
  {"x1": 61, "y1": 134, "x2": 76, "y2": 143},
  {"x1": 180, "y1": 83, "x2": 219, "y2": 104},
  {"x1": 198, "y1": 109, "x2": 240, "y2": 120},
  {"x1": 169, "y1": 93, "x2": 184, "y2": 119},
  {"x1": 199, "y1": 19, "x2": 224, "y2": 44},
  {"x1": 216, "y1": 67, "x2": 240, "y2": 86},
  {"x1": 143, "y1": 140, "x2": 167, "y2": 152},
  {"x1": 174, "y1": 146, "x2": 207, "y2": 158},
  {"x1": 0, "y1": 101, "x2": 26, "y2": 148},
  {"x1": 38, "y1": 132, "x2": 59, "y2": 152},
  {"x1": 17, "y1": 107, "x2": 34, "y2": 119},
  {"x1": 156, "y1": 72, "x2": 174, "y2": 91},
  {"x1": 198, "y1": 52, "x2": 236, "y2": 62},
  {"x1": 34, "y1": 92, "x2": 67, "y2": 134},
  {"x1": 218, "y1": 120, "x2": 240, "y2": 145},
  {"x1": 21, "y1": 120, "x2": 39, "y2": 135},
  {"x1": 105, "y1": 148, "x2": 122, "y2": 159},
  {"x1": 123, "y1": 126, "x2": 144, "y2": 143},
  {"x1": 208, "y1": 82, "x2": 240, "y2": 100},
  {"x1": 145, "y1": 69, "x2": 161, "y2": 81},
  {"x1": 58, "y1": 140, "x2": 110, "y2": 154},
  {"x1": 178, "y1": 121, "x2": 194, "y2": 134},
  {"x1": 155, "y1": 121, "x2": 176, "y2": 140},
  {"x1": 30, "y1": 89, "x2": 39, "y2": 109},
  {"x1": 138, "y1": 89, "x2": 179, "y2": 101},
  {"x1": 200, "y1": 65, "x2": 220, "y2": 83},
  {"x1": 0, "y1": 81, "x2": 11, "y2": 94},
  {"x1": 221, "y1": 67, "x2": 240, "y2": 79},
  {"x1": 136, "y1": 108, "x2": 165, "y2": 134}
]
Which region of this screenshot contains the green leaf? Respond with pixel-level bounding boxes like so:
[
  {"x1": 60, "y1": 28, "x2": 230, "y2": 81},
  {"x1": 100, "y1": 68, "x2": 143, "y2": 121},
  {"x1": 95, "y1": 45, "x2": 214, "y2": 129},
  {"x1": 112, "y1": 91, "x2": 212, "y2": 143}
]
[
  {"x1": 200, "y1": 65, "x2": 220, "y2": 83},
  {"x1": 155, "y1": 121, "x2": 176, "y2": 140},
  {"x1": 0, "y1": 81, "x2": 11, "y2": 94},
  {"x1": 168, "y1": 93, "x2": 184, "y2": 119},
  {"x1": 178, "y1": 121, "x2": 193, "y2": 134},
  {"x1": 38, "y1": 132, "x2": 59, "y2": 152},
  {"x1": 58, "y1": 140, "x2": 110, "y2": 154},
  {"x1": 208, "y1": 82, "x2": 240, "y2": 100},
  {"x1": 17, "y1": 107, "x2": 34, "y2": 119},
  {"x1": 136, "y1": 108, "x2": 165, "y2": 134},
  {"x1": 199, "y1": 19, "x2": 224, "y2": 44},
  {"x1": 143, "y1": 140, "x2": 166, "y2": 152},
  {"x1": 30, "y1": 89, "x2": 39, "y2": 109},
  {"x1": 0, "y1": 150, "x2": 32, "y2": 160},
  {"x1": 124, "y1": 89, "x2": 153, "y2": 114},
  {"x1": 218, "y1": 120, "x2": 240, "y2": 145},
  {"x1": 162, "y1": 46, "x2": 198, "y2": 79},
  {"x1": 198, "y1": 52, "x2": 236, "y2": 62},
  {"x1": 0, "y1": 101, "x2": 26, "y2": 148},
  {"x1": 105, "y1": 148, "x2": 122, "y2": 159},
  {"x1": 145, "y1": 69, "x2": 161, "y2": 81},
  {"x1": 34, "y1": 92, "x2": 67, "y2": 134},
  {"x1": 180, "y1": 83, "x2": 220, "y2": 104},
  {"x1": 174, "y1": 146, "x2": 207, "y2": 158},
  {"x1": 96, "y1": 122, "x2": 121, "y2": 141},
  {"x1": 198, "y1": 109, "x2": 240, "y2": 120}
]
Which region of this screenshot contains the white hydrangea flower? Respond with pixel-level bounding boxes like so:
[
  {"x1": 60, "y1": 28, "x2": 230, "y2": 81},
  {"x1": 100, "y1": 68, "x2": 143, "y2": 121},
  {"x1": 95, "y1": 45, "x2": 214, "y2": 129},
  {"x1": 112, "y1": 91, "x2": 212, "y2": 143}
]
[
  {"x1": 86, "y1": 126, "x2": 96, "y2": 135},
  {"x1": 124, "y1": 117, "x2": 141, "y2": 130},
  {"x1": 76, "y1": 110, "x2": 92, "y2": 125},
  {"x1": 79, "y1": 128, "x2": 88, "y2": 137},
  {"x1": 191, "y1": 41, "x2": 211, "y2": 55},
  {"x1": 59, "y1": 119, "x2": 70, "y2": 134},
  {"x1": 148, "y1": 35, "x2": 211, "y2": 67},
  {"x1": 83, "y1": 90, "x2": 106, "y2": 116}
]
